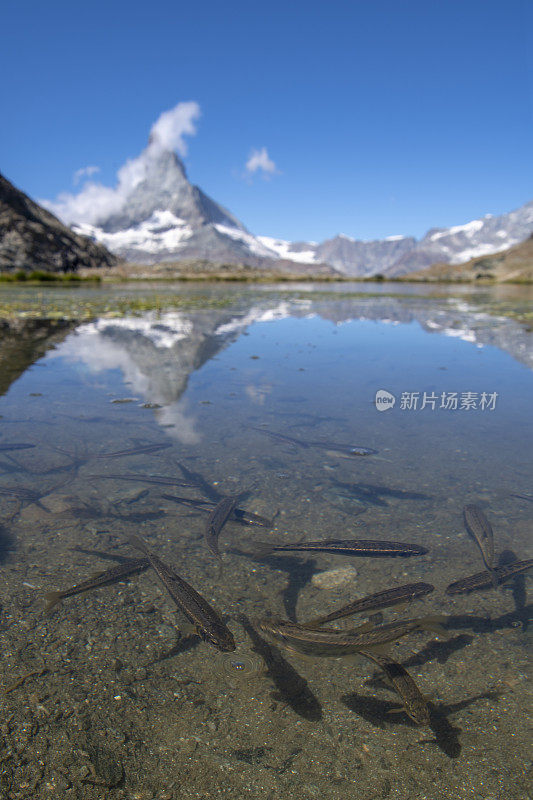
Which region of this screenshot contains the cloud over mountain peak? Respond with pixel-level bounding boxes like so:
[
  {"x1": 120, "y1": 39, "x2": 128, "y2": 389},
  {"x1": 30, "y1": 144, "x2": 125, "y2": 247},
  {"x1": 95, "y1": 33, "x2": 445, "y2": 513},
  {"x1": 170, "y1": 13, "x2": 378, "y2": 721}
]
[{"x1": 42, "y1": 102, "x2": 201, "y2": 226}]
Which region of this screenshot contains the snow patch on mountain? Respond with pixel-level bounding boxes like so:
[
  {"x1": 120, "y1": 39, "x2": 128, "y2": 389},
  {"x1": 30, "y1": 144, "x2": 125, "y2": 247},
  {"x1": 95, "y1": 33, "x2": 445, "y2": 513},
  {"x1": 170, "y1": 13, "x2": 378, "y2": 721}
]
[
  {"x1": 430, "y1": 219, "x2": 485, "y2": 241},
  {"x1": 74, "y1": 211, "x2": 193, "y2": 255},
  {"x1": 257, "y1": 236, "x2": 318, "y2": 263},
  {"x1": 80, "y1": 312, "x2": 194, "y2": 348},
  {"x1": 386, "y1": 201, "x2": 533, "y2": 276},
  {"x1": 213, "y1": 225, "x2": 278, "y2": 258}
]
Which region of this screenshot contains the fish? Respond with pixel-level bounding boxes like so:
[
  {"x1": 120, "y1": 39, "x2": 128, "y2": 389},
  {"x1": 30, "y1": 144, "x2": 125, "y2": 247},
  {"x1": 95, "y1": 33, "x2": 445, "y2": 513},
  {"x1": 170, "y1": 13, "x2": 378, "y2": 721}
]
[
  {"x1": 445, "y1": 558, "x2": 533, "y2": 595},
  {"x1": 510, "y1": 493, "x2": 533, "y2": 503},
  {"x1": 248, "y1": 538, "x2": 428, "y2": 558},
  {"x1": 205, "y1": 495, "x2": 239, "y2": 560},
  {"x1": 87, "y1": 473, "x2": 195, "y2": 488},
  {"x1": 249, "y1": 426, "x2": 377, "y2": 457},
  {"x1": 0, "y1": 486, "x2": 42, "y2": 500},
  {"x1": 44, "y1": 557, "x2": 150, "y2": 613},
  {"x1": 0, "y1": 443, "x2": 36, "y2": 452},
  {"x1": 0, "y1": 485, "x2": 49, "y2": 510},
  {"x1": 232, "y1": 506, "x2": 274, "y2": 528},
  {"x1": 120, "y1": 488, "x2": 150, "y2": 505},
  {"x1": 161, "y1": 493, "x2": 272, "y2": 527},
  {"x1": 329, "y1": 480, "x2": 429, "y2": 507},
  {"x1": 258, "y1": 616, "x2": 447, "y2": 657},
  {"x1": 175, "y1": 460, "x2": 222, "y2": 503},
  {"x1": 95, "y1": 443, "x2": 172, "y2": 459},
  {"x1": 463, "y1": 505, "x2": 497, "y2": 586},
  {"x1": 360, "y1": 650, "x2": 430, "y2": 725},
  {"x1": 127, "y1": 534, "x2": 235, "y2": 652},
  {"x1": 301, "y1": 582, "x2": 435, "y2": 628}
]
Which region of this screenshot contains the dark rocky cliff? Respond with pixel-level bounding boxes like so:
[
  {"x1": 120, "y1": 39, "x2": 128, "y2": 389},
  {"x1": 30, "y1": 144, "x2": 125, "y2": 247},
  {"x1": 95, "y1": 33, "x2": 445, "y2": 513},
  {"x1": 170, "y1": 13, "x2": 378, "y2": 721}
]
[{"x1": 0, "y1": 172, "x2": 118, "y2": 272}]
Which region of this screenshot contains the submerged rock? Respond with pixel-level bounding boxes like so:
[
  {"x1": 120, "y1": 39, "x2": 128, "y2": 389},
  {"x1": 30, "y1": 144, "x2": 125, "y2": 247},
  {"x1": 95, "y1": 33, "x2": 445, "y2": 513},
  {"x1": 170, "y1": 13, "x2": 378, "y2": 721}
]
[{"x1": 311, "y1": 566, "x2": 358, "y2": 589}]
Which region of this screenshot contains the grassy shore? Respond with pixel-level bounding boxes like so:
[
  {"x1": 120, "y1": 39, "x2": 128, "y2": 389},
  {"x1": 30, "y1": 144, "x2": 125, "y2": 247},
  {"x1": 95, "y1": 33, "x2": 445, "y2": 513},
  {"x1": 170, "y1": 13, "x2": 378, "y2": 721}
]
[{"x1": 0, "y1": 257, "x2": 532, "y2": 284}]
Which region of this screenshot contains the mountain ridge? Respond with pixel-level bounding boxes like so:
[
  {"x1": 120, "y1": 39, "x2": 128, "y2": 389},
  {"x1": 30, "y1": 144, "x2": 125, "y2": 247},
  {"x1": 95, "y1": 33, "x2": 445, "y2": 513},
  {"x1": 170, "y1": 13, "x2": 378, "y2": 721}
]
[
  {"x1": 69, "y1": 144, "x2": 532, "y2": 274},
  {"x1": 35, "y1": 137, "x2": 533, "y2": 275},
  {"x1": 0, "y1": 172, "x2": 117, "y2": 272},
  {"x1": 404, "y1": 233, "x2": 533, "y2": 283}
]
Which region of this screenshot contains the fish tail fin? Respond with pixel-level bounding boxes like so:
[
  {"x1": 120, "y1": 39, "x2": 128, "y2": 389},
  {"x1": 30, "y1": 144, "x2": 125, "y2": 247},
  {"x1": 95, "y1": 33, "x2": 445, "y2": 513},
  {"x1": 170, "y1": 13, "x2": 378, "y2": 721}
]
[
  {"x1": 214, "y1": 556, "x2": 225, "y2": 579},
  {"x1": 128, "y1": 534, "x2": 148, "y2": 554},
  {"x1": 245, "y1": 540, "x2": 276, "y2": 558},
  {"x1": 43, "y1": 591, "x2": 62, "y2": 614}
]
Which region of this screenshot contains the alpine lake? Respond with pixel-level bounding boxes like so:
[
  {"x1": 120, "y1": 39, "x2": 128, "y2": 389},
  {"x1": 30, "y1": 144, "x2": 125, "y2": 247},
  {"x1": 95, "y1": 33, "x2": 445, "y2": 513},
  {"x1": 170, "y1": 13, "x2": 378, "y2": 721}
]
[{"x1": 0, "y1": 280, "x2": 531, "y2": 800}]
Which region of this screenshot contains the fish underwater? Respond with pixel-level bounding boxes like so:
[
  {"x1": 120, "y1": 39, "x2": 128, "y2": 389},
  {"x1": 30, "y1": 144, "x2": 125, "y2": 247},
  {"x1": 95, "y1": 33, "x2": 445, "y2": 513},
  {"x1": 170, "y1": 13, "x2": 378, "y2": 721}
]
[
  {"x1": 88, "y1": 473, "x2": 195, "y2": 488},
  {"x1": 205, "y1": 495, "x2": 239, "y2": 560},
  {"x1": 360, "y1": 650, "x2": 431, "y2": 726},
  {"x1": 248, "y1": 538, "x2": 428, "y2": 558},
  {"x1": 258, "y1": 616, "x2": 447, "y2": 657},
  {"x1": 0, "y1": 443, "x2": 36, "y2": 452},
  {"x1": 446, "y1": 559, "x2": 533, "y2": 595},
  {"x1": 463, "y1": 504, "x2": 496, "y2": 585},
  {"x1": 249, "y1": 426, "x2": 377, "y2": 457},
  {"x1": 127, "y1": 534, "x2": 235, "y2": 652},
  {"x1": 95, "y1": 443, "x2": 172, "y2": 459},
  {"x1": 302, "y1": 582, "x2": 435, "y2": 628},
  {"x1": 160, "y1": 493, "x2": 272, "y2": 527},
  {"x1": 44, "y1": 557, "x2": 150, "y2": 613}
]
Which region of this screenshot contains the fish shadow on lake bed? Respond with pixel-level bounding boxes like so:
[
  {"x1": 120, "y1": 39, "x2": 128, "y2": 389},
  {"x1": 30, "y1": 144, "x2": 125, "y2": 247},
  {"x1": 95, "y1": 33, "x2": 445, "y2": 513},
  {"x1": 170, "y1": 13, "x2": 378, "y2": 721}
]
[
  {"x1": 427, "y1": 690, "x2": 507, "y2": 758},
  {"x1": 498, "y1": 549, "x2": 529, "y2": 631},
  {"x1": 145, "y1": 633, "x2": 202, "y2": 666},
  {"x1": 447, "y1": 603, "x2": 532, "y2": 635},
  {"x1": 239, "y1": 614, "x2": 322, "y2": 722},
  {"x1": 328, "y1": 479, "x2": 430, "y2": 508},
  {"x1": 341, "y1": 692, "x2": 462, "y2": 758},
  {"x1": 0, "y1": 523, "x2": 14, "y2": 561},
  {"x1": 232, "y1": 550, "x2": 320, "y2": 621},
  {"x1": 400, "y1": 634, "x2": 474, "y2": 668},
  {"x1": 0, "y1": 457, "x2": 30, "y2": 476}
]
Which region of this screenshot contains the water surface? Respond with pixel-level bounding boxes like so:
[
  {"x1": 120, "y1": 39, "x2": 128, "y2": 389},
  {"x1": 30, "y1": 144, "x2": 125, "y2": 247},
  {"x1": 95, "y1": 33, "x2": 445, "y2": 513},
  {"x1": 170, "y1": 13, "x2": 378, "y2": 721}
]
[{"x1": 0, "y1": 282, "x2": 531, "y2": 800}]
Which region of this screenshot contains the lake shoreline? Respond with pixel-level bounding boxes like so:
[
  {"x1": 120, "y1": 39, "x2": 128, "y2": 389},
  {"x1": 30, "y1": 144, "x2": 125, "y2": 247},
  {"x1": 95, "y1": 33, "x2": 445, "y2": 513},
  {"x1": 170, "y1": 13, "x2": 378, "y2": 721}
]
[{"x1": 1, "y1": 262, "x2": 532, "y2": 286}]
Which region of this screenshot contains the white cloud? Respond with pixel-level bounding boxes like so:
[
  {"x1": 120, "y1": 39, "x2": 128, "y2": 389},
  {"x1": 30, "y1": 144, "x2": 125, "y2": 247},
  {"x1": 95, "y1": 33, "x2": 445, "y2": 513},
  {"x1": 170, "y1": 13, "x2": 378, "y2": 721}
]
[
  {"x1": 245, "y1": 147, "x2": 278, "y2": 178},
  {"x1": 73, "y1": 165, "x2": 100, "y2": 185},
  {"x1": 148, "y1": 101, "x2": 200, "y2": 155},
  {"x1": 42, "y1": 101, "x2": 201, "y2": 225}
]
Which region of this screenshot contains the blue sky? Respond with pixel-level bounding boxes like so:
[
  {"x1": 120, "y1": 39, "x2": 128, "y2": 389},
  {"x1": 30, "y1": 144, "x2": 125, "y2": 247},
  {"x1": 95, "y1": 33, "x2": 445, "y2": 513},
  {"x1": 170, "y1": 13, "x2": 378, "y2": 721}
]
[{"x1": 2, "y1": 0, "x2": 532, "y2": 242}]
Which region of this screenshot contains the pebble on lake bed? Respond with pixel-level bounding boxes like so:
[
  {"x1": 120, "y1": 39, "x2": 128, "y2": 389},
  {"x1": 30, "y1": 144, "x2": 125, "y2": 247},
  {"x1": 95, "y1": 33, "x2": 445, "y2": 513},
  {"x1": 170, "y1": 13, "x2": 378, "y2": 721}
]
[{"x1": 311, "y1": 566, "x2": 358, "y2": 589}]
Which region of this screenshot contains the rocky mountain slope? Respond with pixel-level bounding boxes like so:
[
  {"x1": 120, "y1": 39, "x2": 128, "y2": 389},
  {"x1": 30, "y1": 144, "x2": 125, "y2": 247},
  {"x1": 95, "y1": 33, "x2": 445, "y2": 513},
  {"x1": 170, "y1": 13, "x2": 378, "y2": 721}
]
[
  {"x1": 261, "y1": 201, "x2": 533, "y2": 276},
  {"x1": 0, "y1": 172, "x2": 117, "y2": 272},
  {"x1": 407, "y1": 234, "x2": 533, "y2": 282},
  {"x1": 383, "y1": 201, "x2": 533, "y2": 276}
]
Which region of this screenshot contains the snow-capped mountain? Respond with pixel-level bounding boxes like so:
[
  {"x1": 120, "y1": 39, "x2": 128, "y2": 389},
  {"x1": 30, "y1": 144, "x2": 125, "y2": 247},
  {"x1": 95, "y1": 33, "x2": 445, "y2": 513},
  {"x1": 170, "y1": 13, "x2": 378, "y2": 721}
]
[
  {"x1": 72, "y1": 146, "x2": 284, "y2": 266},
  {"x1": 64, "y1": 136, "x2": 533, "y2": 274},
  {"x1": 259, "y1": 202, "x2": 533, "y2": 276},
  {"x1": 384, "y1": 200, "x2": 533, "y2": 276}
]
